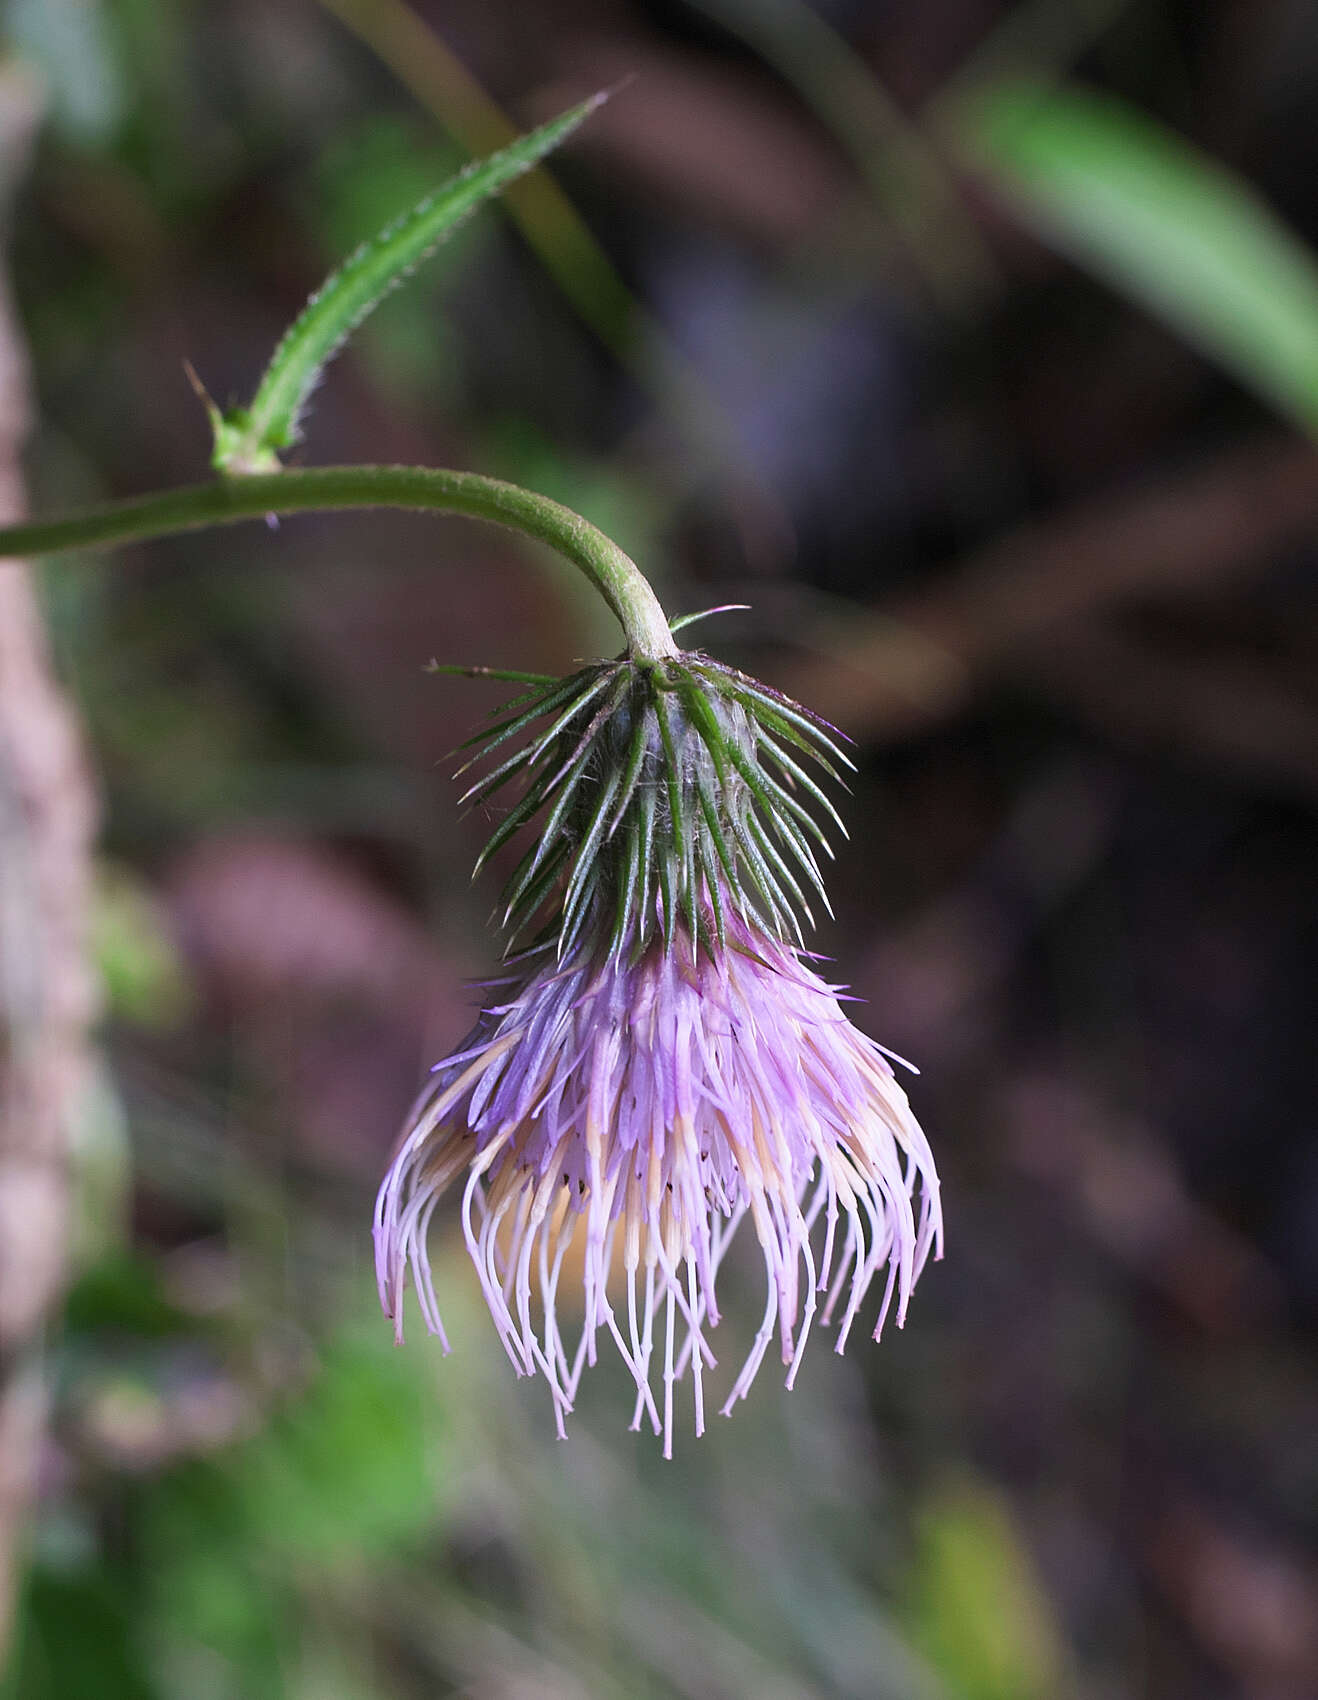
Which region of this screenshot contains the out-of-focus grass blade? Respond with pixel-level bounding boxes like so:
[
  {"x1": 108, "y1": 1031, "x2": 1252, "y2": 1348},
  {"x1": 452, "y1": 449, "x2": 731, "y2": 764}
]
[{"x1": 952, "y1": 81, "x2": 1318, "y2": 436}]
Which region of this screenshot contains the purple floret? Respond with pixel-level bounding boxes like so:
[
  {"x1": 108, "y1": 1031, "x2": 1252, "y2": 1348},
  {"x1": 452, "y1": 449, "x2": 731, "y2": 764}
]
[{"x1": 375, "y1": 912, "x2": 941, "y2": 1456}]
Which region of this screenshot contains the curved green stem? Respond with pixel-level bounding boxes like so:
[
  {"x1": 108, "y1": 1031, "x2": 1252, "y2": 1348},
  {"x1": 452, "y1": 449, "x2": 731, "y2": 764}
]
[{"x1": 0, "y1": 465, "x2": 678, "y2": 660}]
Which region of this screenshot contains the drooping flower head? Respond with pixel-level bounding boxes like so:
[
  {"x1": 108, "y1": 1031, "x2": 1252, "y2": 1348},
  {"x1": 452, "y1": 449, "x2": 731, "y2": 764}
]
[{"x1": 375, "y1": 637, "x2": 942, "y2": 1451}]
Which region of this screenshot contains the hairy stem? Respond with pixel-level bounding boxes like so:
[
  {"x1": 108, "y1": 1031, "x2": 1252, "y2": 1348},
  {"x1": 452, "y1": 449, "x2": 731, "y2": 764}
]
[{"x1": 0, "y1": 466, "x2": 678, "y2": 660}]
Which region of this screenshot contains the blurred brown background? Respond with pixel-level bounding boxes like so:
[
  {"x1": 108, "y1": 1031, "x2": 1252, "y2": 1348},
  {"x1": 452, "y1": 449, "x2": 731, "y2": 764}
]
[{"x1": 1, "y1": 2, "x2": 1316, "y2": 1698}]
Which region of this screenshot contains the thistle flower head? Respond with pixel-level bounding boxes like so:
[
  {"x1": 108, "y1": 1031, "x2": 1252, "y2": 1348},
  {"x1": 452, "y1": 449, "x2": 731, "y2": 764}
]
[{"x1": 376, "y1": 635, "x2": 943, "y2": 1450}]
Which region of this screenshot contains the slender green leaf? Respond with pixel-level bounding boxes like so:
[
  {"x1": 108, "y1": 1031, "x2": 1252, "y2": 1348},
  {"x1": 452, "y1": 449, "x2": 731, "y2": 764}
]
[
  {"x1": 560, "y1": 763, "x2": 624, "y2": 939},
  {"x1": 746, "y1": 812, "x2": 814, "y2": 930},
  {"x1": 606, "y1": 702, "x2": 653, "y2": 840},
  {"x1": 502, "y1": 837, "x2": 570, "y2": 934},
  {"x1": 954, "y1": 81, "x2": 1318, "y2": 435},
  {"x1": 216, "y1": 94, "x2": 606, "y2": 471},
  {"x1": 426, "y1": 663, "x2": 560, "y2": 685},
  {"x1": 470, "y1": 768, "x2": 556, "y2": 876},
  {"x1": 650, "y1": 688, "x2": 687, "y2": 854},
  {"x1": 676, "y1": 672, "x2": 732, "y2": 785},
  {"x1": 720, "y1": 668, "x2": 854, "y2": 769},
  {"x1": 699, "y1": 816, "x2": 728, "y2": 945},
  {"x1": 667, "y1": 603, "x2": 751, "y2": 634},
  {"x1": 637, "y1": 782, "x2": 658, "y2": 941},
  {"x1": 757, "y1": 730, "x2": 848, "y2": 837},
  {"x1": 738, "y1": 820, "x2": 803, "y2": 940},
  {"x1": 610, "y1": 811, "x2": 644, "y2": 954},
  {"x1": 459, "y1": 673, "x2": 611, "y2": 799}
]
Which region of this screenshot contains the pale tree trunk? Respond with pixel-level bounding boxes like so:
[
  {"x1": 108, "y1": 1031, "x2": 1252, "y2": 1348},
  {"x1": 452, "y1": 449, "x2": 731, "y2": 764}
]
[{"x1": 0, "y1": 69, "x2": 98, "y2": 1663}]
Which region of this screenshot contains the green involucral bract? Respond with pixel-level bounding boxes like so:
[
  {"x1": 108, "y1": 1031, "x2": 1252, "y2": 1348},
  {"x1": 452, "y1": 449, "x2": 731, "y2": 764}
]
[{"x1": 448, "y1": 650, "x2": 853, "y2": 960}]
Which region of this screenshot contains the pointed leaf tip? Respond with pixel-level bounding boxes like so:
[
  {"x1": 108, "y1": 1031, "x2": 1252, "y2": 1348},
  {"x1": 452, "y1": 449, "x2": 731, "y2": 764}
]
[{"x1": 215, "y1": 94, "x2": 609, "y2": 475}]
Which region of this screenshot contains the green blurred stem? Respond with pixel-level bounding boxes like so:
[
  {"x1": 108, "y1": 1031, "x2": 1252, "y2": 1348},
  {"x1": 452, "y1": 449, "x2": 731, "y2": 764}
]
[
  {"x1": 317, "y1": 0, "x2": 637, "y2": 355},
  {"x1": 0, "y1": 467, "x2": 678, "y2": 660},
  {"x1": 687, "y1": 0, "x2": 997, "y2": 310},
  {"x1": 928, "y1": 0, "x2": 1136, "y2": 118}
]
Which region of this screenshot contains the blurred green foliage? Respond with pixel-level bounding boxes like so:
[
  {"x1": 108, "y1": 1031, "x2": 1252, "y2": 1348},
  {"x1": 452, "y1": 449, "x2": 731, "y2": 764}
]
[
  {"x1": 10, "y1": 1267, "x2": 444, "y2": 1700},
  {"x1": 91, "y1": 865, "x2": 193, "y2": 1029},
  {"x1": 956, "y1": 80, "x2": 1318, "y2": 438},
  {"x1": 905, "y1": 1478, "x2": 1064, "y2": 1700}
]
